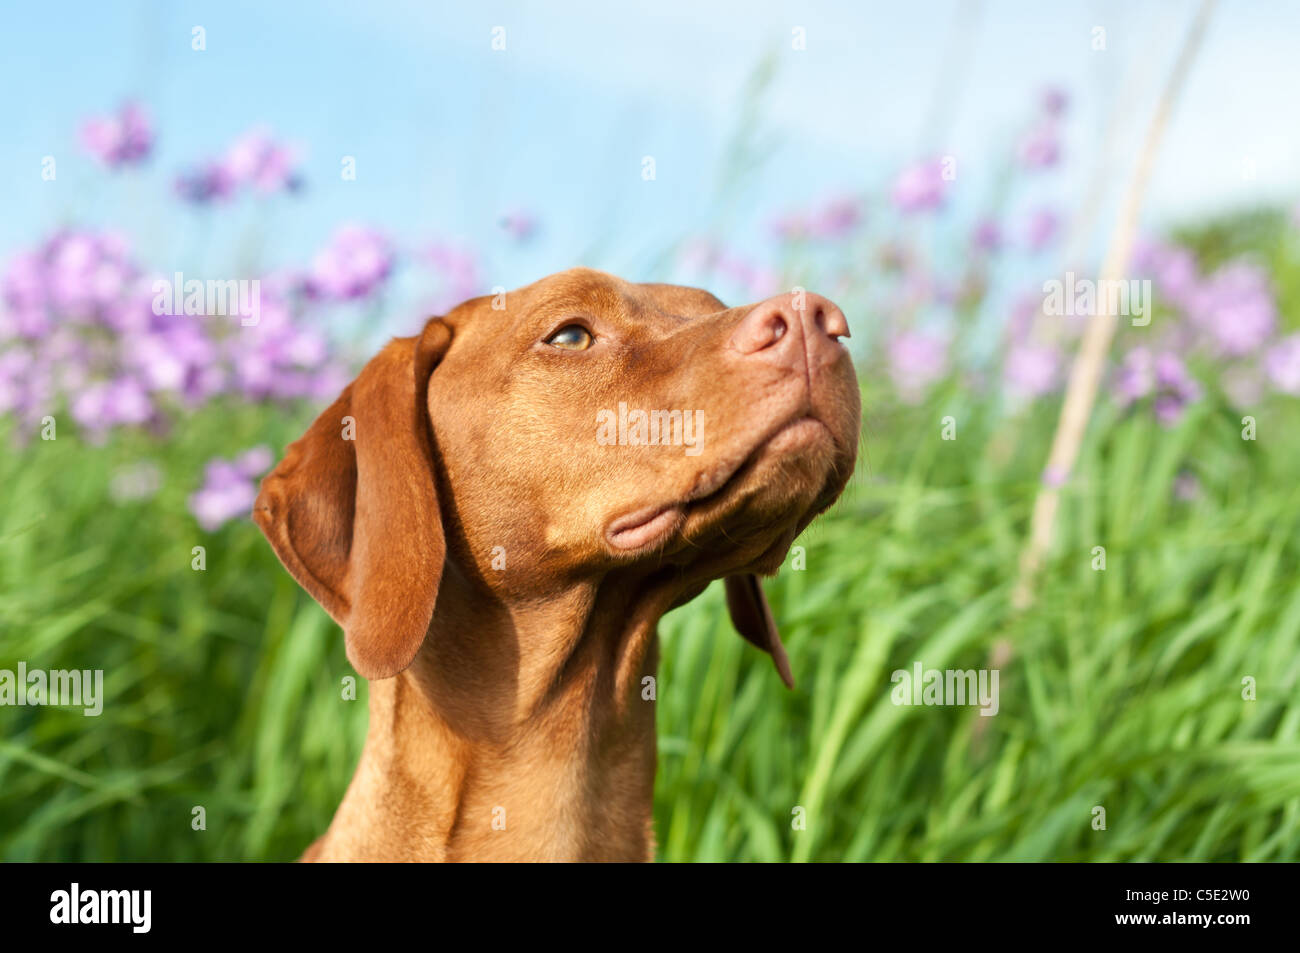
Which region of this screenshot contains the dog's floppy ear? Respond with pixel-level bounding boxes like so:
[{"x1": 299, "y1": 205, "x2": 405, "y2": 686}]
[
  {"x1": 725, "y1": 574, "x2": 795, "y2": 689},
  {"x1": 254, "y1": 319, "x2": 452, "y2": 679}
]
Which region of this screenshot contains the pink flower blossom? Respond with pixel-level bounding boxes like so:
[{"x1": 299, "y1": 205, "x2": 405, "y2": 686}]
[
  {"x1": 1187, "y1": 263, "x2": 1276, "y2": 358},
  {"x1": 1264, "y1": 334, "x2": 1300, "y2": 395},
  {"x1": 887, "y1": 330, "x2": 949, "y2": 402},
  {"x1": 189, "y1": 447, "x2": 272, "y2": 531},
  {"x1": 80, "y1": 102, "x2": 153, "y2": 168},
  {"x1": 1115, "y1": 348, "x2": 1202, "y2": 426},
  {"x1": 891, "y1": 159, "x2": 949, "y2": 214},
  {"x1": 1004, "y1": 343, "x2": 1062, "y2": 400},
  {"x1": 306, "y1": 225, "x2": 394, "y2": 301},
  {"x1": 809, "y1": 197, "x2": 863, "y2": 239},
  {"x1": 1018, "y1": 123, "x2": 1061, "y2": 169},
  {"x1": 498, "y1": 209, "x2": 539, "y2": 242},
  {"x1": 1132, "y1": 238, "x2": 1200, "y2": 310},
  {"x1": 176, "y1": 127, "x2": 302, "y2": 204},
  {"x1": 1024, "y1": 208, "x2": 1060, "y2": 251},
  {"x1": 972, "y1": 219, "x2": 1003, "y2": 253},
  {"x1": 1041, "y1": 87, "x2": 1069, "y2": 118},
  {"x1": 0, "y1": 228, "x2": 349, "y2": 440}
]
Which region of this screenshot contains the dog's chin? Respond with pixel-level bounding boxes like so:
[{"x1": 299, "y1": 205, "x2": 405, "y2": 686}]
[{"x1": 603, "y1": 415, "x2": 846, "y2": 561}]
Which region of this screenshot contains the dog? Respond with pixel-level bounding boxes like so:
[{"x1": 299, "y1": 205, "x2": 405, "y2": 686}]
[{"x1": 253, "y1": 268, "x2": 860, "y2": 861}]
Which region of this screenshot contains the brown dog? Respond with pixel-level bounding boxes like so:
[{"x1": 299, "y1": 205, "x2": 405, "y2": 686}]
[{"x1": 254, "y1": 268, "x2": 860, "y2": 861}]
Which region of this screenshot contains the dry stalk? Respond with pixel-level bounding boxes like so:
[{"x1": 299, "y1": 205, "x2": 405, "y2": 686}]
[{"x1": 1010, "y1": 0, "x2": 1218, "y2": 612}]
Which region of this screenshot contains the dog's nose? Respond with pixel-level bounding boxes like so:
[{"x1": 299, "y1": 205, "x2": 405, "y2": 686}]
[{"x1": 727, "y1": 291, "x2": 850, "y2": 362}]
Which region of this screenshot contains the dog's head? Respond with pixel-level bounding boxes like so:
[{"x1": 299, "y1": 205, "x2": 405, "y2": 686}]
[{"x1": 254, "y1": 268, "x2": 860, "y2": 686}]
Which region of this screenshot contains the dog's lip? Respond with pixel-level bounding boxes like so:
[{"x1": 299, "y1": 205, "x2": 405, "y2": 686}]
[
  {"x1": 603, "y1": 414, "x2": 830, "y2": 552},
  {"x1": 606, "y1": 504, "x2": 685, "y2": 551}
]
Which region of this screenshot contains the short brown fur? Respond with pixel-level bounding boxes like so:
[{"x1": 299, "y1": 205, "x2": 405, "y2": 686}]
[{"x1": 255, "y1": 268, "x2": 860, "y2": 861}]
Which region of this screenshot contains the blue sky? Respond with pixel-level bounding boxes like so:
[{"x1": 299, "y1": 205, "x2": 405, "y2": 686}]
[{"x1": 1, "y1": 0, "x2": 1296, "y2": 311}]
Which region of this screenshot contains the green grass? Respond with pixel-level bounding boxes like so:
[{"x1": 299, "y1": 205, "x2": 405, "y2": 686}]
[
  {"x1": 657, "y1": 392, "x2": 1300, "y2": 861},
  {"x1": 2, "y1": 374, "x2": 1297, "y2": 861}
]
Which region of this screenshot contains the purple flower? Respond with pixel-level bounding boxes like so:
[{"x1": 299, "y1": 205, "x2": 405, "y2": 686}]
[
  {"x1": 71, "y1": 375, "x2": 154, "y2": 435},
  {"x1": 1115, "y1": 348, "x2": 1201, "y2": 425},
  {"x1": 189, "y1": 448, "x2": 271, "y2": 531},
  {"x1": 1132, "y1": 238, "x2": 1200, "y2": 310},
  {"x1": 174, "y1": 163, "x2": 237, "y2": 204},
  {"x1": 175, "y1": 127, "x2": 302, "y2": 204},
  {"x1": 770, "y1": 196, "x2": 863, "y2": 242},
  {"x1": 1187, "y1": 262, "x2": 1276, "y2": 357},
  {"x1": 1018, "y1": 123, "x2": 1061, "y2": 169},
  {"x1": 770, "y1": 213, "x2": 809, "y2": 242},
  {"x1": 1152, "y1": 395, "x2": 1185, "y2": 426},
  {"x1": 1116, "y1": 349, "x2": 1155, "y2": 403},
  {"x1": 809, "y1": 196, "x2": 863, "y2": 240},
  {"x1": 0, "y1": 350, "x2": 32, "y2": 416},
  {"x1": 1004, "y1": 342, "x2": 1062, "y2": 400},
  {"x1": 306, "y1": 225, "x2": 394, "y2": 301},
  {"x1": 80, "y1": 102, "x2": 153, "y2": 168},
  {"x1": 224, "y1": 285, "x2": 343, "y2": 401},
  {"x1": 498, "y1": 209, "x2": 539, "y2": 242},
  {"x1": 1132, "y1": 242, "x2": 1280, "y2": 362},
  {"x1": 53, "y1": 231, "x2": 136, "y2": 316},
  {"x1": 1154, "y1": 352, "x2": 1193, "y2": 387},
  {"x1": 1041, "y1": 87, "x2": 1069, "y2": 118},
  {"x1": 887, "y1": 330, "x2": 949, "y2": 402},
  {"x1": 127, "y1": 320, "x2": 220, "y2": 394},
  {"x1": 972, "y1": 218, "x2": 1003, "y2": 253},
  {"x1": 2, "y1": 255, "x2": 51, "y2": 338},
  {"x1": 1264, "y1": 334, "x2": 1300, "y2": 395},
  {"x1": 223, "y1": 127, "x2": 303, "y2": 195},
  {"x1": 1008, "y1": 292, "x2": 1044, "y2": 339},
  {"x1": 235, "y1": 445, "x2": 273, "y2": 478},
  {"x1": 891, "y1": 159, "x2": 949, "y2": 214},
  {"x1": 1, "y1": 227, "x2": 348, "y2": 442},
  {"x1": 3, "y1": 229, "x2": 140, "y2": 329},
  {"x1": 1024, "y1": 208, "x2": 1060, "y2": 252}
]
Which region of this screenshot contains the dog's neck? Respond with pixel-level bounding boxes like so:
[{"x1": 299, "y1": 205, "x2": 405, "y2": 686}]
[{"x1": 305, "y1": 567, "x2": 675, "y2": 862}]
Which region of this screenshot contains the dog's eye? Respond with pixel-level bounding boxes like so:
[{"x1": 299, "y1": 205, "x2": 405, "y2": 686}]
[{"x1": 545, "y1": 325, "x2": 593, "y2": 350}]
